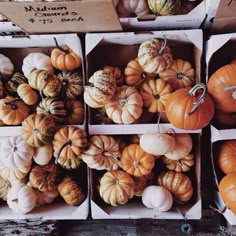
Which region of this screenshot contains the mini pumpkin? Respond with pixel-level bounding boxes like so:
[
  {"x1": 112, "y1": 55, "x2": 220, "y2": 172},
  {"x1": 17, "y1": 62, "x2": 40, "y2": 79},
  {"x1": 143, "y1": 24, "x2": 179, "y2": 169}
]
[
  {"x1": 148, "y1": 0, "x2": 181, "y2": 16},
  {"x1": 33, "y1": 144, "x2": 53, "y2": 166},
  {"x1": 165, "y1": 83, "x2": 215, "y2": 130},
  {"x1": 53, "y1": 126, "x2": 88, "y2": 169},
  {"x1": 17, "y1": 83, "x2": 39, "y2": 106},
  {"x1": 0, "y1": 135, "x2": 34, "y2": 169},
  {"x1": 84, "y1": 70, "x2": 116, "y2": 108},
  {"x1": 99, "y1": 169, "x2": 135, "y2": 206},
  {"x1": 65, "y1": 99, "x2": 84, "y2": 125},
  {"x1": 21, "y1": 113, "x2": 56, "y2": 147},
  {"x1": 29, "y1": 163, "x2": 62, "y2": 192},
  {"x1": 120, "y1": 143, "x2": 155, "y2": 177},
  {"x1": 82, "y1": 135, "x2": 121, "y2": 170},
  {"x1": 0, "y1": 96, "x2": 29, "y2": 125},
  {"x1": 58, "y1": 176, "x2": 85, "y2": 206},
  {"x1": 57, "y1": 71, "x2": 84, "y2": 99},
  {"x1": 162, "y1": 153, "x2": 194, "y2": 172},
  {"x1": 105, "y1": 85, "x2": 143, "y2": 124},
  {"x1": 103, "y1": 65, "x2": 124, "y2": 86},
  {"x1": 140, "y1": 78, "x2": 173, "y2": 113},
  {"x1": 22, "y1": 52, "x2": 54, "y2": 79},
  {"x1": 0, "y1": 53, "x2": 14, "y2": 79},
  {"x1": 157, "y1": 170, "x2": 193, "y2": 204},
  {"x1": 138, "y1": 37, "x2": 173, "y2": 74},
  {"x1": 159, "y1": 58, "x2": 195, "y2": 90},
  {"x1": 36, "y1": 97, "x2": 66, "y2": 123},
  {"x1": 51, "y1": 38, "x2": 81, "y2": 71},
  {"x1": 133, "y1": 173, "x2": 153, "y2": 196}
]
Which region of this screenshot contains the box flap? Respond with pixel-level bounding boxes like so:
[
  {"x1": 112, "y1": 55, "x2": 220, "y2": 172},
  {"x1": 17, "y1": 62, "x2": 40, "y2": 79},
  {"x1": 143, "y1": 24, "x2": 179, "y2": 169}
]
[
  {"x1": 211, "y1": 125, "x2": 236, "y2": 143},
  {"x1": 0, "y1": 0, "x2": 122, "y2": 34}
]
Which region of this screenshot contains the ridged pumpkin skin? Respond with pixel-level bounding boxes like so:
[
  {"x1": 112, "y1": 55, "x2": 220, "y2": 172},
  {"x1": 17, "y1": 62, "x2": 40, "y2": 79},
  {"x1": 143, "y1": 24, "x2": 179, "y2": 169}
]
[
  {"x1": 21, "y1": 113, "x2": 56, "y2": 147},
  {"x1": 36, "y1": 97, "x2": 66, "y2": 123},
  {"x1": 138, "y1": 38, "x2": 173, "y2": 74},
  {"x1": 17, "y1": 83, "x2": 39, "y2": 106},
  {"x1": 105, "y1": 85, "x2": 143, "y2": 124},
  {"x1": 65, "y1": 99, "x2": 84, "y2": 125},
  {"x1": 157, "y1": 170, "x2": 193, "y2": 204},
  {"x1": 0, "y1": 96, "x2": 29, "y2": 125},
  {"x1": 219, "y1": 173, "x2": 236, "y2": 214},
  {"x1": 120, "y1": 144, "x2": 155, "y2": 177},
  {"x1": 99, "y1": 169, "x2": 135, "y2": 206},
  {"x1": 53, "y1": 126, "x2": 88, "y2": 169},
  {"x1": 165, "y1": 84, "x2": 215, "y2": 130},
  {"x1": 140, "y1": 78, "x2": 173, "y2": 113},
  {"x1": 82, "y1": 135, "x2": 120, "y2": 170},
  {"x1": 58, "y1": 176, "x2": 85, "y2": 206},
  {"x1": 159, "y1": 58, "x2": 195, "y2": 90},
  {"x1": 84, "y1": 70, "x2": 116, "y2": 108},
  {"x1": 217, "y1": 140, "x2": 236, "y2": 175},
  {"x1": 207, "y1": 64, "x2": 236, "y2": 112},
  {"x1": 29, "y1": 163, "x2": 62, "y2": 192},
  {"x1": 103, "y1": 65, "x2": 124, "y2": 86},
  {"x1": 0, "y1": 53, "x2": 14, "y2": 78},
  {"x1": 148, "y1": 0, "x2": 181, "y2": 16}
]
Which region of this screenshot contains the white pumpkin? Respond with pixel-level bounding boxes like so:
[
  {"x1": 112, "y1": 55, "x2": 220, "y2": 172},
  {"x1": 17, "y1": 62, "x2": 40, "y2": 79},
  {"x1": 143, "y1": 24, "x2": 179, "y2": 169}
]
[
  {"x1": 0, "y1": 136, "x2": 34, "y2": 169},
  {"x1": 116, "y1": 0, "x2": 150, "y2": 17},
  {"x1": 0, "y1": 160, "x2": 32, "y2": 182},
  {"x1": 165, "y1": 133, "x2": 192, "y2": 160},
  {"x1": 7, "y1": 182, "x2": 37, "y2": 214},
  {"x1": 0, "y1": 53, "x2": 14, "y2": 78},
  {"x1": 140, "y1": 132, "x2": 175, "y2": 156},
  {"x1": 142, "y1": 185, "x2": 173, "y2": 212},
  {"x1": 22, "y1": 52, "x2": 54, "y2": 79},
  {"x1": 33, "y1": 144, "x2": 53, "y2": 165}
]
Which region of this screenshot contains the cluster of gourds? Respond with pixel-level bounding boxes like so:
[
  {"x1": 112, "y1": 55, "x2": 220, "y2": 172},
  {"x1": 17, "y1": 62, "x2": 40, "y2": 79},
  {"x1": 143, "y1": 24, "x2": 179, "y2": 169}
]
[
  {"x1": 83, "y1": 132, "x2": 195, "y2": 211},
  {"x1": 84, "y1": 37, "x2": 215, "y2": 130},
  {"x1": 0, "y1": 39, "x2": 89, "y2": 214},
  {"x1": 0, "y1": 38, "x2": 84, "y2": 127},
  {"x1": 113, "y1": 0, "x2": 199, "y2": 17}
]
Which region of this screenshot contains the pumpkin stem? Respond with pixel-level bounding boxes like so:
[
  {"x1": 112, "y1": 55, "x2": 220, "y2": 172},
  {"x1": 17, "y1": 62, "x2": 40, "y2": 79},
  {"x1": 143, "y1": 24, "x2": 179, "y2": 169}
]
[
  {"x1": 134, "y1": 72, "x2": 148, "y2": 88},
  {"x1": 176, "y1": 73, "x2": 194, "y2": 85},
  {"x1": 119, "y1": 97, "x2": 128, "y2": 107},
  {"x1": 158, "y1": 35, "x2": 167, "y2": 55},
  {"x1": 53, "y1": 37, "x2": 70, "y2": 54},
  {"x1": 4, "y1": 99, "x2": 21, "y2": 110},
  {"x1": 186, "y1": 83, "x2": 207, "y2": 115},
  {"x1": 55, "y1": 139, "x2": 72, "y2": 164}
]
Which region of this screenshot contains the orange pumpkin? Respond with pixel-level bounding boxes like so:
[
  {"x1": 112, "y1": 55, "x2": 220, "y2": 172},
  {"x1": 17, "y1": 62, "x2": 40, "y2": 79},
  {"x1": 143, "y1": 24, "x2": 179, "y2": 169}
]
[
  {"x1": 17, "y1": 83, "x2": 39, "y2": 106},
  {"x1": 219, "y1": 173, "x2": 236, "y2": 214},
  {"x1": 105, "y1": 85, "x2": 143, "y2": 124},
  {"x1": 157, "y1": 170, "x2": 193, "y2": 204},
  {"x1": 165, "y1": 83, "x2": 215, "y2": 130},
  {"x1": 103, "y1": 65, "x2": 124, "y2": 86},
  {"x1": 53, "y1": 126, "x2": 87, "y2": 169},
  {"x1": 65, "y1": 99, "x2": 84, "y2": 125},
  {"x1": 99, "y1": 169, "x2": 134, "y2": 206},
  {"x1": 159, "y1": 58, "x2": 195, "y2": 90},
  {"x1": 207, "y1": 64, "x2": 236, "y2": 112},
  {"x1": 140, "y1": 78, "x2": 173, "y2": 113},
  {"x1": 120, "y1": 144, "x2": 155, "y2": 177},
  {"x1": 0, "y1": 96, "x2": 29, "y2": 125},
  {"x1": 51, "y1": 38, "x2": 81, "y2": 71},
  {"x1": 21, "y1": 113, "x2": 56, "y2": 147},
  {"x1": 217, "y1": 140, "x2": 236, "y2": 175}
]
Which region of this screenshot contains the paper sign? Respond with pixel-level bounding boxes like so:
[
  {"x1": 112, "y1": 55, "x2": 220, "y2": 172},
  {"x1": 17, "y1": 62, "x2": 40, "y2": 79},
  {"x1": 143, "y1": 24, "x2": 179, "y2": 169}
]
[{"x1": 0, "y1": 0, "x2": 122, "y2": 34}]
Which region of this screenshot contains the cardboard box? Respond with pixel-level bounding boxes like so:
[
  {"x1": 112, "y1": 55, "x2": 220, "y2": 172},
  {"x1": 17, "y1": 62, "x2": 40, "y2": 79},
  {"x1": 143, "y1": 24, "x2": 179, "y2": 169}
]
[
  {"x1": 118, "y1": 1, "x2": 206, "y2": 30},
  {"x1": 86, "y1": 30, "x2": 203, "y2": 135},
  {"x1": 90, "y1": 133, "x2": 201, "y2": 219},
  {"x1": 206, "y1": 33, "x2": 236, "y2": 225},
  {"x1": 0, "y1": 0, "x2": 122, "y2": 34},
  {"x1": 0, "y1": 34, "x2": 89, "y2": 219}
]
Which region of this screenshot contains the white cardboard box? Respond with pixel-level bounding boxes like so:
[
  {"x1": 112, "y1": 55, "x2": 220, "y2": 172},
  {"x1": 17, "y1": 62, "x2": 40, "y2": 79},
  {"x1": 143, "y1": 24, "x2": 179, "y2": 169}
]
[
  {"x1": 85, "y1": 30, "x2": 203, "y2": 135},
  {"x1": 206, "y1": 33, "x2": 236, "y2": 225},
  {"x1": 0, "y1": 34, "x2": 89, "y2": 219},
  {"x1": 90, "y1": 133, "x2": 201, "y2": 219},
  {"x1": 118, "y1": 1, "x2": 206, "y2": 30}
]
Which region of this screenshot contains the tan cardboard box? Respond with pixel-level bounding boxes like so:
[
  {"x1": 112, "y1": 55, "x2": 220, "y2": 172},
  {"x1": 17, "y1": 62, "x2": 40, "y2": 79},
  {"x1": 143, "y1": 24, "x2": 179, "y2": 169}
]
[
  {"x1": 0, "y1": 33, "x2": 89, "y2": 219},
  {"x1": 90, "y1": 133, "x2": 201, "y2": 219},
  {"x1": 85, "y1": 30, "x2": 203, "y2": 135},
  {"x1": 206, "y1": 33, "x2": 236, "y2": 225}
]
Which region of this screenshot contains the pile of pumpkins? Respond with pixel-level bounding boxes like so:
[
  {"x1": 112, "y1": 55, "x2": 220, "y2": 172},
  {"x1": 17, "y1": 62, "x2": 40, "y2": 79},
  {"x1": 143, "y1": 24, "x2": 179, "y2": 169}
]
[
  {"x1": 85, "y1": 132, "x2": 196, "y2": 211},
  {"x1": 113, "y1": 0, "x2": 200, "y2": 17},
  {"x1": 84, "y1": 36, "x2": 215, "y2": 130},
  {"x1": 0, "y1": 39, "x2": 88, "y2": 214}
]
